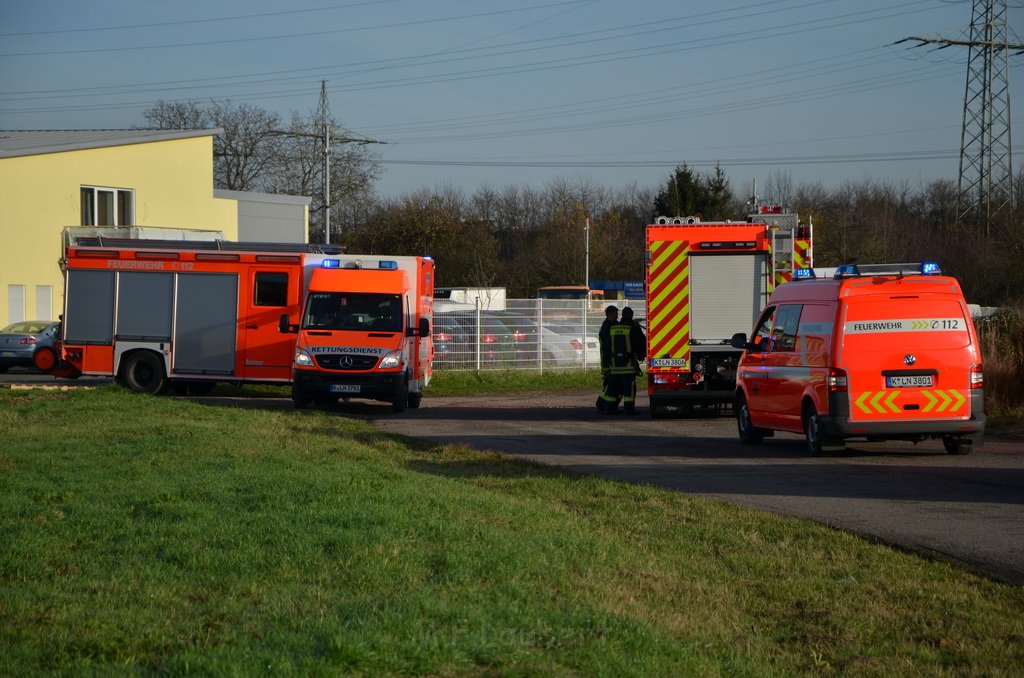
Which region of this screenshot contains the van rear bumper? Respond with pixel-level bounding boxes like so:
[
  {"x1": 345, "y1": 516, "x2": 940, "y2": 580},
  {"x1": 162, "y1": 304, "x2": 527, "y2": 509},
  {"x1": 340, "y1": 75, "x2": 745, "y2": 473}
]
[{"x1": 823, "y1": 390, "x2": 986, "y2": 441}]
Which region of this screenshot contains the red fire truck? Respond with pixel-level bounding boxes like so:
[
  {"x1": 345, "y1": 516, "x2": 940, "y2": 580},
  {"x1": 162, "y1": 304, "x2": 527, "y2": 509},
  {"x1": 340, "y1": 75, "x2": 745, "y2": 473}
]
[
  {"x1": 39, "y1": 236, "x2": 434, "y2": 412},
  {"x1": 644, "y1": 209, "x2": 812, "y2": 416}
]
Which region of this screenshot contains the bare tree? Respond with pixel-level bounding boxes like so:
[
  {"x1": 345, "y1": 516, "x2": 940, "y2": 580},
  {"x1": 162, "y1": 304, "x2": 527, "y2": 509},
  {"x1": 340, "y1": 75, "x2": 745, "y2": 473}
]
[{"x1": 142, "y1": 99, "x2": 380, "y2": 239}]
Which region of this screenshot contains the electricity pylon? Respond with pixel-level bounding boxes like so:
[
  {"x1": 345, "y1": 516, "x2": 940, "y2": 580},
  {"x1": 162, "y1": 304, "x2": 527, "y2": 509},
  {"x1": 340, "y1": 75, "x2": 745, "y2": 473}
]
[{"x1": 901, "y1": 0, "x2": 1022, "y2": 235}]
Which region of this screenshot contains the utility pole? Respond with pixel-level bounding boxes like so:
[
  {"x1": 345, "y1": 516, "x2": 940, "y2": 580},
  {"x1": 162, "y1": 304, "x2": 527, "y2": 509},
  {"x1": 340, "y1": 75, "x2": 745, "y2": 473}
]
[
  {"x1": 274, "y1": 82, "x2": 384, "y2": 244},
  {"x1": 584, "y1": 218, "x2": 590, "y2": 291},
  {"x1": 899, "y1": 0, "x2": 1022, "y2": 236},
  {"x1": 316, "y1": 82, "x2": 332, "y2": 244}
]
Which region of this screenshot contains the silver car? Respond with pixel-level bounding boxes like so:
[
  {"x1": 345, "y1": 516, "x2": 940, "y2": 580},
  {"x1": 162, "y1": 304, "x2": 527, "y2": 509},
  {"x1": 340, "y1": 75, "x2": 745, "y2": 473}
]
[{"x1": 0, "y1": 320, "x2": 60, "y2": 372}]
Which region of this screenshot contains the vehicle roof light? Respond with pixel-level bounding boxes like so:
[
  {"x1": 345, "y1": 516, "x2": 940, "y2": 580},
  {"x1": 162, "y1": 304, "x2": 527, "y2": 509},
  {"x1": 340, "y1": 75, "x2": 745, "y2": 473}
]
[
  {"x1": 834, "y1": 264, "x2": 860, "y2": 278},
  {"x1": 921, "y1": 261, "x2": 942, "y2": 275},
  {"x1": 378, "y1": 260, "x2": 398, "y2": 270},
  {"x1": 794, "y1": 268, "x2": 816, "y2": 280},
  {"x1": 321, "y1": 259, "x2": 341, "y2": 268}
]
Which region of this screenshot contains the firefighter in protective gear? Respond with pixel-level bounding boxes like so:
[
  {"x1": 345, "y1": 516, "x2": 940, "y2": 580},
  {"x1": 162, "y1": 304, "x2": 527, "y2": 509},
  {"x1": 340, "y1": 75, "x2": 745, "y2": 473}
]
[
  {"x1": 596, "y1": 304, "x2": 618, "y2": 413},
  {"x1": 621, "y1": 306, "x2": 646, "y2": 414},
  {"x1": 598, "y1": 307, "x2": 640, "y2": 414}
]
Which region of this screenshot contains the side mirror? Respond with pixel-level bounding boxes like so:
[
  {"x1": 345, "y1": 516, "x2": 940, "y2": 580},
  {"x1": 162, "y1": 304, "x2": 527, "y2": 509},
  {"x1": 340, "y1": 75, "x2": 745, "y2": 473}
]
[
  {"x1": 279, "y1": 313, "x2": 298, "y2": 334},
  {"x1": 419, "y1": 317, "x2": 430, "y2": 338},
  {"x1": 730, "y1": 332, "x2": 749, "y2": 350}
]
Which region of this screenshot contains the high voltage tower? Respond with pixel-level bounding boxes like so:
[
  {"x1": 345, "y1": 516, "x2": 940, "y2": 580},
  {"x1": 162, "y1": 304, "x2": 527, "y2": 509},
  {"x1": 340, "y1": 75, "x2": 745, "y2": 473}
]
[
  {"x1": 273, "y1": 82, "x2": 382, "y2": 244},
  {"x1": 900, "y1": 0, "x2": 1022, "y2": 235}
]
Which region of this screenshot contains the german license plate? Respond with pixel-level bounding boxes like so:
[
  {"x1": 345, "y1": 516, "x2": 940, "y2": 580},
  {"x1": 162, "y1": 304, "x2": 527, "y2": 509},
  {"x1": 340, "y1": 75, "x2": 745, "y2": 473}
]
[
  {"x1": 329, "y1": 384, "x2": 360, "y2": 394},
  {"x1": 886, "y1": 375, "x2": 933, "y2": 388}
]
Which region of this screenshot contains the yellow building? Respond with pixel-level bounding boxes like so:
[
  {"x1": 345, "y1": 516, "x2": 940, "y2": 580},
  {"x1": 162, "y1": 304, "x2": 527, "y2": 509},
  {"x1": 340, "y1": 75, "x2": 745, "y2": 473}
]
[{"x1": 0, "y1": 129, "x2": 307, "y2": 327}]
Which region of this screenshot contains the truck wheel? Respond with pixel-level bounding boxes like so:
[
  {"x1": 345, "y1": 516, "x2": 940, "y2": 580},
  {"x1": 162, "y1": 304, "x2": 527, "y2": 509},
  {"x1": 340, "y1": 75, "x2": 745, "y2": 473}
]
[
  {"x1": 943, "y1": 435, "x2": 972, "y2": 455},
  {"x1": 803, "y1": 403, "x2": 842, "y2": 456},
  {"x1": 407, "y1": 391, "x2": 422, "y2": 409},
  {"x1": 736, "y1": 395, "x2": 764, "y2": 445},
  {"x1": 391, "y1": 375, "x2": 409, "y2": 413},
  {"x1": 120, "y1": 351, "x2": 168, "y2": 395}
]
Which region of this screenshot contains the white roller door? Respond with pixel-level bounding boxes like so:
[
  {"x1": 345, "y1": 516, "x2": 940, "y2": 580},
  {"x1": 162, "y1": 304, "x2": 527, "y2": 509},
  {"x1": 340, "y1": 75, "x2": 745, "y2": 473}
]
[{"x1": 690, "y1": 253, "x2": 766, "y2": 342}]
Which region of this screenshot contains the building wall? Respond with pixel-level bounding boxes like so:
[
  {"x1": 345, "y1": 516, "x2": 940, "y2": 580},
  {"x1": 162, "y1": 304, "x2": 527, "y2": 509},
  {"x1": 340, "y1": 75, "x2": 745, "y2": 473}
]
[
  {"x1": 215, "y1": 189, "x2": 310, "y2": 243},
  {"x1": 0, "y1": 136, "x2": 238, "y2": 326}
]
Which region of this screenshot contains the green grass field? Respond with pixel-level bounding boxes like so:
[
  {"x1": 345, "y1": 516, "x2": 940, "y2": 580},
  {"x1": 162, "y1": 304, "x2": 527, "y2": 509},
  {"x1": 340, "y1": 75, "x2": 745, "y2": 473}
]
[{"x1": 1, "y1": 385, "x2": 1022, "y2": 676}]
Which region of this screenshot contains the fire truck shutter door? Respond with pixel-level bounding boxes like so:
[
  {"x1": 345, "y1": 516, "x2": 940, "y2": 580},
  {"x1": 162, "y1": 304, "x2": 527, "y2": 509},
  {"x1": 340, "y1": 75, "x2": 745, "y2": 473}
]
[
  {"x1": 173, "y1": 273, "x2": 238, "y2": 374},
  {"x1": 117, "y1": 272, "x2": 173, "y2": 341},
  {"x1": 65, "y1": 269, "x2": 115, "y2": 345},
  {"x1": 690, "y1": 253, "x2": 766, "y2": 343}
]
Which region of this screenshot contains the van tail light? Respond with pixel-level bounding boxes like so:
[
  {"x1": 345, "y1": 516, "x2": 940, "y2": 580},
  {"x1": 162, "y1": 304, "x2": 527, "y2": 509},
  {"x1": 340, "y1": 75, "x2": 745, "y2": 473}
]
[
  {"x1": 970, "y1": 364, "x2": 984, "y2": 389},
  {"x1": 570, "y1": 339, "x2": 583, "y2": 351},
  {"x1": 828, "y1": 368, "x2": 848, "y2": 392}
]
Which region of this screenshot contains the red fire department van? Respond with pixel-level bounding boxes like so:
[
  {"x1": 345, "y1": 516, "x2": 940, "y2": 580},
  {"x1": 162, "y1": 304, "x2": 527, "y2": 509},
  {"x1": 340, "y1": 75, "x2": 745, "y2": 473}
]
[
  {"x1": 730, "y1": 262, "x2": 985, "y2": 455},
  {"x1": 40, "y1": 237, "x2": 434, "y2": 413}
]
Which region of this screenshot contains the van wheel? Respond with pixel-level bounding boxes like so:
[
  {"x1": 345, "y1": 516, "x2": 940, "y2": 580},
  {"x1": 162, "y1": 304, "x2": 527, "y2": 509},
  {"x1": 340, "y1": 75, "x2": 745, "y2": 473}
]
[
  {"x1": 736, "y1": 395, "x2": 764, "y2": 445},
  {"x1": 121, "y1": 351, "x2": 168, "y2": 395},
  {"x1": 804, "y1": 403, "x2": 842, "y2": 456},
  {"x1": 407, "y1": 391, "x2": 422, "y2": 409},
  {"x1": 943, "y1": 435, "x2": 972, "y2": 455},
  {"x1": 392, "y1": 375, "x2": 409, "y2": 413}
]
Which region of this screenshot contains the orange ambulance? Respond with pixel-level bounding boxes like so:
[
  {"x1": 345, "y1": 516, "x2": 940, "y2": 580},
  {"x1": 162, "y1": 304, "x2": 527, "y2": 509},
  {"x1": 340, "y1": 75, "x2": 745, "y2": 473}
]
[{"x1": 731, "y1": 262, "x2": 985, "y2": 455}]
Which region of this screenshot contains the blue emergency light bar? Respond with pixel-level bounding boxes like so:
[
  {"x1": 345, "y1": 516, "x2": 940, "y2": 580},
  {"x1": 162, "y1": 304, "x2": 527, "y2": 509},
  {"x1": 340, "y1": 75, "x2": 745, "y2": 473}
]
[
  {"x1": 378, "y1": 260, "x2": 398, "y2": 270},
  {"x1": 793, "y1": 268, "x2": 816, "y2": 280},
  {"x1": 833, "y1": 262, "x2": 943, "y2": 278},
  {"x1": 321, "y1": 259, "x2": 341, "y2": 268}
]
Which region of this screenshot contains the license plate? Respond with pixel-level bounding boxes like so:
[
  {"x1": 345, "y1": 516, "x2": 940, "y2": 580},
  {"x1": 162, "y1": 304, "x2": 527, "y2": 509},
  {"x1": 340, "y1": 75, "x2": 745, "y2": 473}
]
[
  {"x1": 651, "y1": 358, "x2": 687, "y2": 368},
  {"x1": 329, "y1": 384, "x2": 360, "y2": 394},
  {"x1": 1, "y1": 351, "x2": 15, "y2": 357},
  {"x1": 886, "y1": 375, "x2": 933, "y2": 388}
]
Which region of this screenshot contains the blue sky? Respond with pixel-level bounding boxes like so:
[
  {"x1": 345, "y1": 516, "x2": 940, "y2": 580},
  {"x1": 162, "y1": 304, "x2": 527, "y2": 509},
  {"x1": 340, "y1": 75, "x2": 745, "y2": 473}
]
[{"x1": 1, "y1": 0, "x2": 1021, "y2": 200}]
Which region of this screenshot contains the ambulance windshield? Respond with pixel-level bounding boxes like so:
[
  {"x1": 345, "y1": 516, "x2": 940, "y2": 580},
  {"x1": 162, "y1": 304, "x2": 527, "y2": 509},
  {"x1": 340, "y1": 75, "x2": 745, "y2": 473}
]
[{"x1": 303, "y1": 292, "x2": 402, "y2": 332}]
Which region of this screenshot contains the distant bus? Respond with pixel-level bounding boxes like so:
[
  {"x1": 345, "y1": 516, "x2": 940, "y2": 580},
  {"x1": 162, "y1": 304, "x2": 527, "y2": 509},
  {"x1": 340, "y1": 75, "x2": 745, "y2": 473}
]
[{"x1": 536, "y1": 285, "x2": 603, "y2": 301}]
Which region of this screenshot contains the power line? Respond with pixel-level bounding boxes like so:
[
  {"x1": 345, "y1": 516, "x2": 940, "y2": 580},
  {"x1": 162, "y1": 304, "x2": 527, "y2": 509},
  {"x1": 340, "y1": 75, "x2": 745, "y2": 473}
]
[
  {"x1": 0, "y1": 0, "x2": 592, "y2": 58},
  {"x1": 0, "y1": 0, "x2": 405, "y2": 38},
  {"x1": 378, "y1": 147, "x2": 986, "y2": 168}
]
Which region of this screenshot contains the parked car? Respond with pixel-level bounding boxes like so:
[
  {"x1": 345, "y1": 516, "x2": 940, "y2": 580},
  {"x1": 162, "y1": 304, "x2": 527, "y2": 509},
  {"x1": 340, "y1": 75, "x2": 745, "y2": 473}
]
[
  {"x1": 0, "y1": 320, "x2": 60, "y2": 372},
  {"x1": 547, "y1": 323, "x2": 601, "y2": 366},
  {"x1": 433, "y1": 313, "x2": 472, "y2": 361},
  {"x1": 433, "y1": 312, "x2": 517, "y2": 366}
]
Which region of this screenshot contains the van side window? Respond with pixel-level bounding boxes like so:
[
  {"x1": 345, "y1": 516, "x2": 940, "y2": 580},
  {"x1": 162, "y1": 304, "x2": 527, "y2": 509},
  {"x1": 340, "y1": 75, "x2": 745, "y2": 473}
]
[
  {"x1": 771, "y1": 304, "x2": 802, "y2": 352},
  {"x1": 751, "y1": 307, "x2": 776, "y2": 352}
]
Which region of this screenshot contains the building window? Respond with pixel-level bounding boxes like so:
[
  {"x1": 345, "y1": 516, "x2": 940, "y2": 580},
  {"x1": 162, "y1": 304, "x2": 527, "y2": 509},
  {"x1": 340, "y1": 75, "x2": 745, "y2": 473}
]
[
  {"x1": 81, "y1": 186, "x2": 134, "y2": 226},
  {"x1": 7, "y1": 284, "x2": 26, "y2": 324},
  {"x1": 35, "y1": 285, "x2": 52, "y2": 320}
]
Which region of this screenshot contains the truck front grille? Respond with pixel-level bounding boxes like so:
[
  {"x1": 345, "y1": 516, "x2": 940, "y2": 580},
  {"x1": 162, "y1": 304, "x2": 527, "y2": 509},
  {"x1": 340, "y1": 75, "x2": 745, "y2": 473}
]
[{"x1": 315, "y1": 354, "x2": 379, "y2": 370}]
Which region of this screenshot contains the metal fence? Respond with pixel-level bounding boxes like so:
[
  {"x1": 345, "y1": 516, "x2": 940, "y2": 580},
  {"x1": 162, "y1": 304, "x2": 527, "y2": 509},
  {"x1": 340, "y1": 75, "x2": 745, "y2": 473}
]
[{"x1": 432, "y1": 299, "x2": 647, "y2": 372}]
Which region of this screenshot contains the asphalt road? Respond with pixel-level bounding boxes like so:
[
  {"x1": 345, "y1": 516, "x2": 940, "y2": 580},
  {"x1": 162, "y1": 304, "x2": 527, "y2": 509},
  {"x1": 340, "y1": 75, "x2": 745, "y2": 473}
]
[
  {"x1": 5, "y1": 369, "x2": 1023, "y2": 585},
  {"x1": 369, "y1": 388, "x2": 1024, "y2": 586}
]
